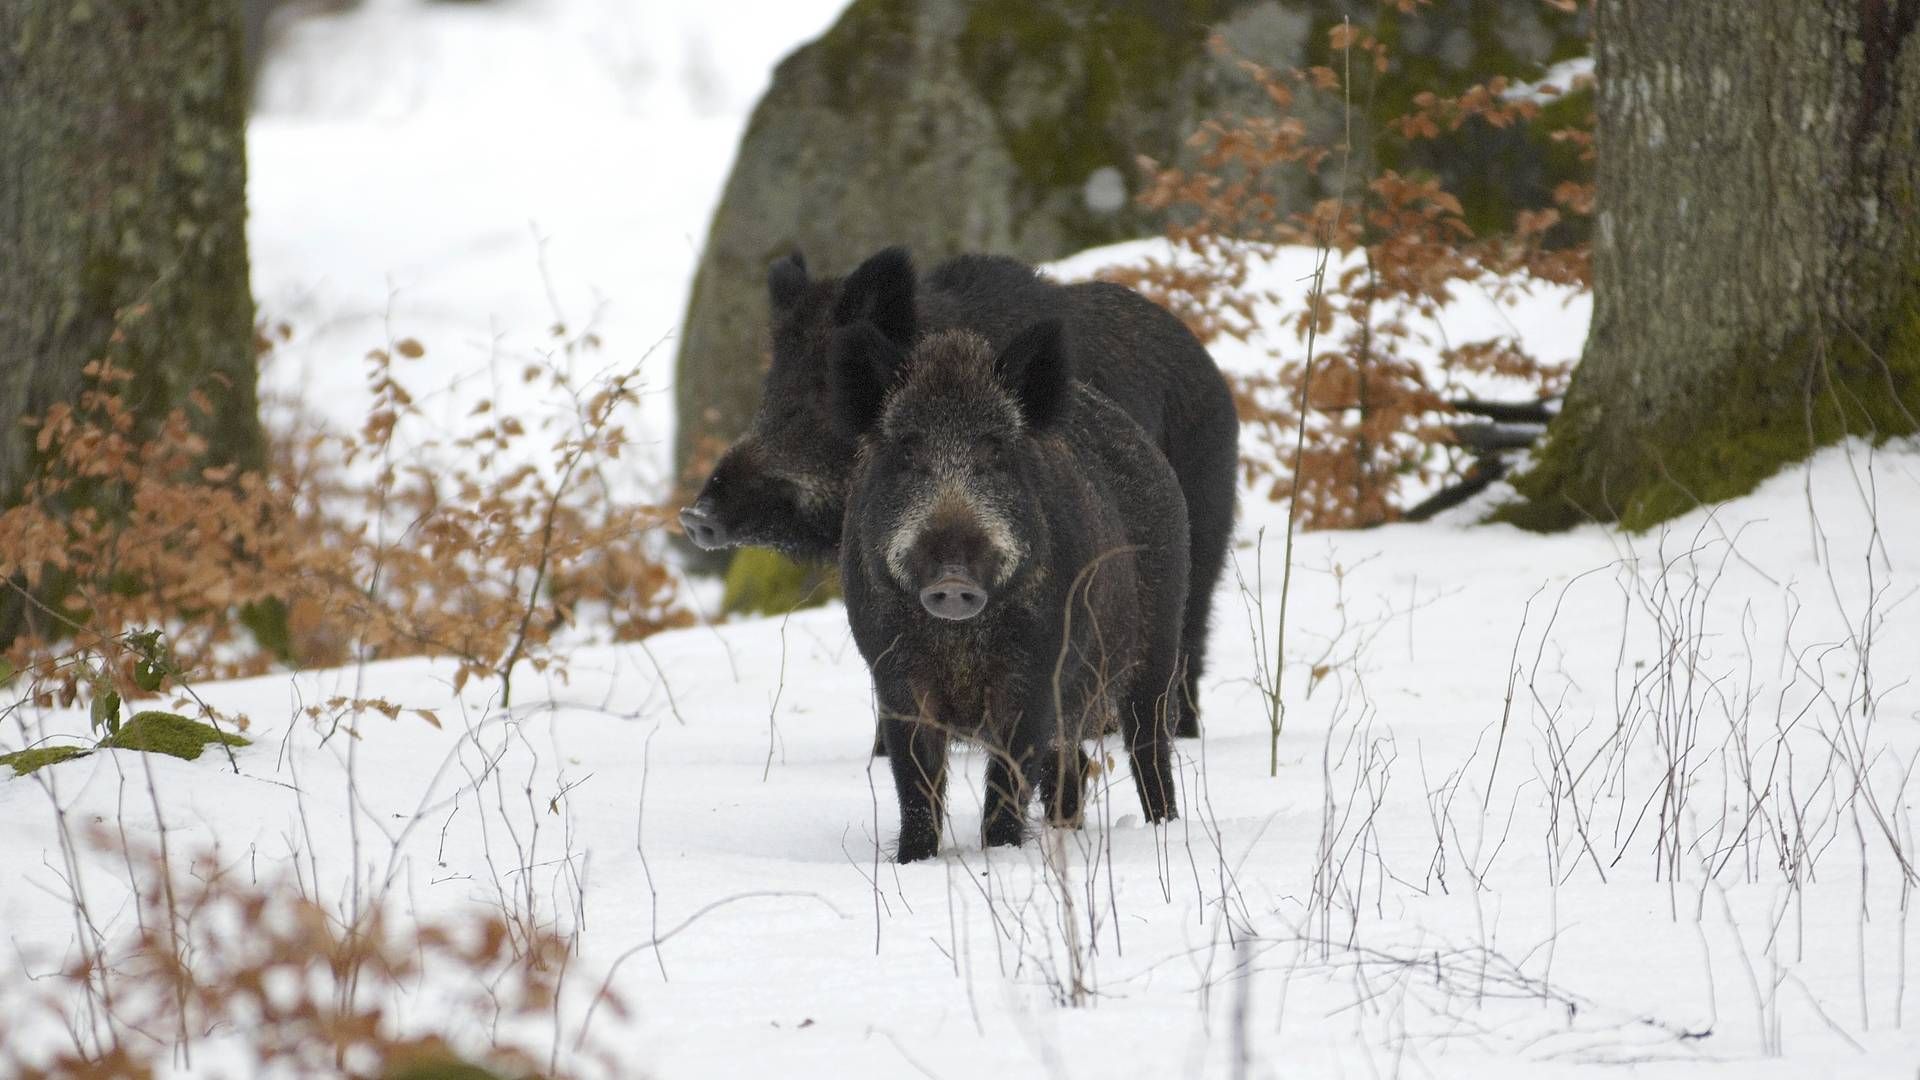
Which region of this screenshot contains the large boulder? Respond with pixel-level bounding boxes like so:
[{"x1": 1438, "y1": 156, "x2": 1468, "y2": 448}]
[
  {"x1": 672, "y1": 0, "x2": 1591, "y2": 560},
  {"x1": 672, "y1": 0, "x2": 1285, "y2": 497}
]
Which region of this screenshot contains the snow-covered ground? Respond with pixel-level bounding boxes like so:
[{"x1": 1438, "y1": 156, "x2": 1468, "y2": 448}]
[
  {"x1": 9, "y1": 435, "x2": 1918, "y2": 1076},
  {"x1": 7, "y1": 2, "x2": 1920, "y2": 1076}
]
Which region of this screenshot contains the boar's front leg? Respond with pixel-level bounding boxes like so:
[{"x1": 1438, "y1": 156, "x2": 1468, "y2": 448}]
[
  {"x1": 983, "y1": 695, "x2": 1084, "y2": 848},
  {"x1": 881, "y1": 695, "x2": 948, "y2": 863},
  {"x1": 981, "y1": 741, "x2": 1033, "y2": 850}
]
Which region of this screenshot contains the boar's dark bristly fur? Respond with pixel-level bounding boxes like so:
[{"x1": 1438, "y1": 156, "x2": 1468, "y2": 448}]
[
  {"x1": 836, "y1": 321, "x2": 1187, "y2": 862},
  {"x1": 680, "y1": 246, "x2": 1236, "y2": 740},
  {"x1": 678, "y1": 253, "x2": 847, "y2": 557}
]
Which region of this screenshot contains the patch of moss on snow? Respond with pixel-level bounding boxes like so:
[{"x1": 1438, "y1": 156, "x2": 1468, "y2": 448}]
[
  {"x1": 101, "y1": 711, "x2": 249, "y2": 761},
  {"x1": 384, "y1": 1059, "x2": 514, "y2": 1080},
  {"x1": 0, "y1": 744, "x2": 93, "y2": 776},
  {"x1": 1, "y1": 712, "x2": 248, "y2": 778}
]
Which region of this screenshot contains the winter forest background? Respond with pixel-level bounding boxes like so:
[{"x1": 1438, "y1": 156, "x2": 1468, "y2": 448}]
[{"x1": 2, "y1": 1, "x2": 1918, "y2": 1076}]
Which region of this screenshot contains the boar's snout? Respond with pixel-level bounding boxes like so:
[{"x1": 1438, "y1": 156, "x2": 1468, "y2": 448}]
[
  {"x1": 679, "y1": 501, "x2": 729, "y2": 550},
  {"x1": 919, "y1": 566, "x2": 988, "y2": 621}
]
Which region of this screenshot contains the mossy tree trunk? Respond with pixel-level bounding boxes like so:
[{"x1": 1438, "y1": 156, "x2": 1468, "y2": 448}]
[
  {"x1": 1505, "y1": 2, "x2": 1920, "y2": 531},
  {"x1": 0, "y1": 0, "x2": 261, "y2": 640}
]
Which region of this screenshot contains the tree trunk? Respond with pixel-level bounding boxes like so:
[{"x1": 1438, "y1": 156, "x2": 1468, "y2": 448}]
[
  {"x1": 1505, "y1": 2, "x2": 1920, "y2": 531},
  {"x1": 0, "y1": 0, "x2": 260, "y2": 636}
]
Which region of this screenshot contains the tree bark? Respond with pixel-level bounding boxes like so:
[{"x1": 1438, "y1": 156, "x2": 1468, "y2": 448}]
[
  {"x1": 1505, "y1": 1, "x2": 1920, "y2": 531},
  {"x1": 0, "y1": 0, "x2": 260, "y2": 635}
]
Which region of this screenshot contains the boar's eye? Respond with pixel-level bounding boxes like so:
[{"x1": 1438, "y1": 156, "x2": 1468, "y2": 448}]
[
  {"x1": 892, "y1": 431, "x2": 927, "y2": 464},
  {"x1": 901, "y1": 433, "x2": 945, "y2": 475}
]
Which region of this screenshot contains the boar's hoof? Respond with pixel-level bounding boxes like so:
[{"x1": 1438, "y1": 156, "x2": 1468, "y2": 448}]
[
  {"x1": 919, "y1": 571, "x2": 987, "y2": 621},
  {"x1": 983, "y1": 817, "x2": 1026, "y2": 849},
  {"x1": 678, "y1": 503, "x2": 729, "y2": 550},
  {"x1": 896, "y1": 832, "x2": 940, "y2": 863}
]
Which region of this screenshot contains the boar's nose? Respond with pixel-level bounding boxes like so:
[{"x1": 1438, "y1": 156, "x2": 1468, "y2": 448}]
[
  {"x1": 919, "y1": 567, "x2": 987, "y2": 621},
  {"x1": 679, "y1": 502, "x2": 729, "y2": 550}
]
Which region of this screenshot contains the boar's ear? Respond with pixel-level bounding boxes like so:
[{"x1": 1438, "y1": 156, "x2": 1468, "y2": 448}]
[
  {"x1": 994, "y1": 319, "x2": 1072, "y2": 430},
  {"x1": 767, "y1": 251, "x2": 810, "y2": 314},
  {"x1": 833, "y1": 247, "x2": 916, "y2": 347},
  {"x1": 829, "y1": 322, "x2": 906, "y2": 439}
]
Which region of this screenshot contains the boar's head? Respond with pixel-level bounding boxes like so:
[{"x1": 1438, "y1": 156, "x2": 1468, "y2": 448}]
[
  {"x1": 833, "y1": 319, "x2": 1072, "y2": 622},
  {"x1": 679, "y1": 248, "x2": 918, "y2": 560}
]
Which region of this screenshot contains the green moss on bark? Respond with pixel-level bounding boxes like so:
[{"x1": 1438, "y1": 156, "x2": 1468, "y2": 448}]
[
  {"x1": 1, "y1": 0, "x2": 261, "y2": 649},
  {"x1": 1, "y1": 0, "x2": 260, "y2": 492},
  {"x1": 1499, "y1": 268, "x2": 1920, "y2": 532}
]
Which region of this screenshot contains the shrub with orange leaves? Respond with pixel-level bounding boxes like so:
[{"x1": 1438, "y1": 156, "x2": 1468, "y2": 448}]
[
  {"x1": 0, "y1": 833, "x2": 629, "y2": 1080},
  {"x1": 1, "y1": 316, "x2": 690, "y2": 714}
]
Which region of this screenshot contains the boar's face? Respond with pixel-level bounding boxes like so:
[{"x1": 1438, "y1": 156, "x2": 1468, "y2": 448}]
[
  {"x1": 834, "y1": 320, "x2": 1071, "y2": 622},
  {"x1": 680, "y1": 249, "x2": 919, "y2": 560}
]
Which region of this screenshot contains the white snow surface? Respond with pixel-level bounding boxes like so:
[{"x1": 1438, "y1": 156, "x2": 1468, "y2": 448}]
[
  {"x1": 10, "y1": 436, "x2": 1920, "y2": 1077},
  {"x1": 8, "y1": 2, "x2": 1920, "y2": 1076}
]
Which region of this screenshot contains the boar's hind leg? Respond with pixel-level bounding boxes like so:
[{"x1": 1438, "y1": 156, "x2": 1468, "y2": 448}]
[
  {"x1": 1174, "y1": 655, "x2": 1202, "y2": 741},
  {"x1": 883, "y1": 704, "x2": 948, "y2": 863},
  {"x1": 1039, "y1": 743, "x2": 1089, "y2": 830},
  {"x1": 1173, "y1": 405, "x2": 1239, "y2": 741},
  {"x1": 1121, "y1": 677, "x2": 1180, "y2": 824}
]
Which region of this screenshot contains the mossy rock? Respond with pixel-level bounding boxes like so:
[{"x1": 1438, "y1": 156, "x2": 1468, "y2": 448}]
[
  {"x1": 0, "y1": 744, "x2": 93, "y2": 777},
  {"x1": 722, "y1": 549, "x2": 839, "y2": 617},
  {"x1": 954, "y1": 0, "x2": 1232, "y2": 220}
]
